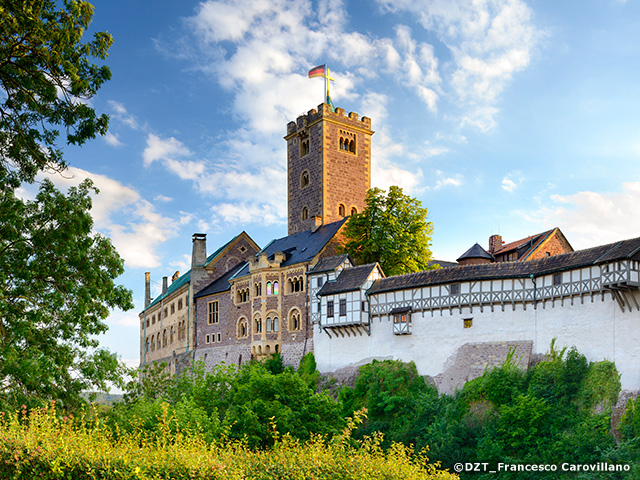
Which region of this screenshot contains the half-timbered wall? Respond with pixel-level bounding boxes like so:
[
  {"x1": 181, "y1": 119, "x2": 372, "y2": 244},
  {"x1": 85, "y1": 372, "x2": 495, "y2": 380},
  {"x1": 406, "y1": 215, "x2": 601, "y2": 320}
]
[{"x1": 314, "y1": 260, "x2": 640, "y2": 391}]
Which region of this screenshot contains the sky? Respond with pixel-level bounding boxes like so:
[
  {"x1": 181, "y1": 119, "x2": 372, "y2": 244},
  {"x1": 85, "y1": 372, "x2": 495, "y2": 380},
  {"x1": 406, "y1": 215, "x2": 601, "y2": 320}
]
[{"x1": 24, "y1": 0, "x2": 640, "y2": 373}]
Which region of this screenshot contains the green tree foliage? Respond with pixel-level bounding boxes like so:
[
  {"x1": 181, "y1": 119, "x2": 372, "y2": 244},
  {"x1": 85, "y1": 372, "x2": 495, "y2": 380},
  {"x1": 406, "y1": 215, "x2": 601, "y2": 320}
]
[
  {"x1": 341, "y1": 186, "x2": 436, "y2": 276},
  {"x1": 339, "y1": 345, "x2": 637, "y2": 479},
  {"x1": 112, "y1": 355, "x2": 344, "y2": 448},
  {"x1": 0, "y1": 179, "x2": 133, "y2": 411},
  {"x1": 0, "y1": 0, "x2": 112, "y2": 182}
]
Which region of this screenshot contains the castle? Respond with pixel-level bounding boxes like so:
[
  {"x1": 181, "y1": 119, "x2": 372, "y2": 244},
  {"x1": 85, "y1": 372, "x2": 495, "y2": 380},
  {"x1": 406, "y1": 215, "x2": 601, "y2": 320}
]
[{"x1": 139, "y1": 103, "x2": 640, "y2": 393}]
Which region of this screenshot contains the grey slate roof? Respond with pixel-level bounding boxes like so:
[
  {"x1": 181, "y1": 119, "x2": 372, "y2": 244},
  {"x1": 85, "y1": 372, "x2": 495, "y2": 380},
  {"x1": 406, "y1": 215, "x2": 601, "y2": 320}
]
[
  {"x1": 317, "y1": 263, "x2": 380, "y2": 296},
  {"x1": 308, "y1": 254, "x2": 353, "y2": 274},
  {"x1": 457, "y1": 243, "x2": 493, "y2": 262},
  {"x1": 233, "y1": 218, "x2": 348, "y2": 278},
  {"x1": 369, "y1": 236, "x2": 640, "y2": 295},
  {"x1": 194, "y1": 262, "x2": 247, "y2": 299},
  {"x1": 428, "y1": 259, "x2": 458, "y2": 268}
]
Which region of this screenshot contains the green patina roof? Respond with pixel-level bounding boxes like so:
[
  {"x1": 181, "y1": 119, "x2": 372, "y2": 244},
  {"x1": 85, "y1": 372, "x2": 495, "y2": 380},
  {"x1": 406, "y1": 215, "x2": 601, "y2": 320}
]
[{"x1": 142, "y1": 234, "x2": 240, "y2": 314}]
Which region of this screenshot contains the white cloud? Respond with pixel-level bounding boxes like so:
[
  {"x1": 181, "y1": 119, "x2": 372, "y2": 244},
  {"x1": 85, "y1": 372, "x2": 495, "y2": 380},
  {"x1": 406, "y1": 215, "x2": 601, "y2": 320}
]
[
  {"x1": 103, "y1": 132, "x2": 123, "y2": 147},
  {"x1": 45, "y1": 167, "x2": 177, "y2": 269},
  {"x1": 502, "y1": 177, "x2": 517, "y2": 192},
  {"x1": 108, "y1": 100, "x2": 140, "y2": 130},
  {"x1": 532, "y1": 182, "x2": 640, "y2": 249},
  {"x1": 143, "y1": 134, "x2": 192, "y2": 167},
  {"x1": 434, "y1": 173, "x2": 463, "y2": 189}
]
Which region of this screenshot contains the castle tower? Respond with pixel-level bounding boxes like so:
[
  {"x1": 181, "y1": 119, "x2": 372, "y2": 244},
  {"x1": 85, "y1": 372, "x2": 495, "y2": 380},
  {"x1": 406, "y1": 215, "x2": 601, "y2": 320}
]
[{"x1": 285, "y1": 103, "x2": 373, "y2": 235}]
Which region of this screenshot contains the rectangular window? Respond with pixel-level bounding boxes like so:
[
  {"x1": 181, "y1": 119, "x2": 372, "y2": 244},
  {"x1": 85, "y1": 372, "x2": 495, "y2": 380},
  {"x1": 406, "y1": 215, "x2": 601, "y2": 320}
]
[
  {"x1": 392, "y1": 312, "x2": 411, "y2": 335},
  {"x1": 327, "y1": 300, "x2": 334, "y2": 318},
  {"x1": 553, "y1": 273, "x2": 562, "y2": 286},
  {"x1": 361, "y1": 301, "x2": 367, "y2": 312},
  {"x1": 217, "y1": 333, "x2": 221, "y2": 342},
  {"x1": 206, "y1": 334, "x2": 210, "y2": 344},
  {"x1": 339, "y1": 298, "x2": 347, "y2": 316},
  {"x1": 463, "y1": 318, "x2": 473, "y2": 329},
  {"x1": 317, "y1": 277, "x2": 324, "y2": 288},
  {"x1": 450, "y1": 283, "x2": 460, "y2": 295},
  {"x1": 316, "y1": 302, "x2": 321, "y2": 312},
  {"x1": 208, "y1": 301, "x2": 219, "y2": 324}
]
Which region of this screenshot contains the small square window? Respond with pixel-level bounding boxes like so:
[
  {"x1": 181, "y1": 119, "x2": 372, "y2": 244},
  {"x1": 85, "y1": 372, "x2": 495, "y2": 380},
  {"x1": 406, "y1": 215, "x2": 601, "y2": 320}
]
[
  {"x1": 450, "y1": 283, "x2": 460, "y2": 295},
  {"x1": 463, "y1": 318, "x2": 473, "y2": 329}
]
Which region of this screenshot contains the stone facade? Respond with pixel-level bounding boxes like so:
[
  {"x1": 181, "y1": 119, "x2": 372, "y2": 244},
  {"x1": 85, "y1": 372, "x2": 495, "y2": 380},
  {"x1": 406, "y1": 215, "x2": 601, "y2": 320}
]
[
  {"x1": 285, "y1": 104, "x2": 373, "y2": 235},
  {"x1": 139, "y1": 232, "x2": 259, "y2": 371}
]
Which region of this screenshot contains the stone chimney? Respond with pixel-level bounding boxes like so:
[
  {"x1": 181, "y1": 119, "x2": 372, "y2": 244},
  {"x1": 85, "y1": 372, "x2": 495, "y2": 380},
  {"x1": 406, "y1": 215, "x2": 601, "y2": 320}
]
[
  {"x1": 489, "y1": 234, "x2": 503, "y2": 254},
  {"x1": 144, "y1": 272, "x2": 151, "y2": 308},
  {"x1": 162, "y1": 276, "x2": 168, "y2": 295},
  {"x1": 191, "y1": 233, "x2": 207, "y2": 294},
  {"x1": 311, "y1": 215, "x2": 323, "y2": 233}
]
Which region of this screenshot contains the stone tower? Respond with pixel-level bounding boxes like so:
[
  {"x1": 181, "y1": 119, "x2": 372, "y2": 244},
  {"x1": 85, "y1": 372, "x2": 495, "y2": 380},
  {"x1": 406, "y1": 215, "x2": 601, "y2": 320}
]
[{"x1": 285, "y1": 103, "x2": 373, "y2": 235}]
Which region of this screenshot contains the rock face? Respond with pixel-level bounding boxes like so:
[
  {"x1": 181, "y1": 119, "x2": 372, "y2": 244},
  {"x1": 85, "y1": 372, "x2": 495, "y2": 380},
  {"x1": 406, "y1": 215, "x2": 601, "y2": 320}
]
[
  {"x1": 611, "y1": 390, "x2": 640, "y2": 442},
  {"x1": 433, "y1": 341, "x2": 533, "y2": 394}
]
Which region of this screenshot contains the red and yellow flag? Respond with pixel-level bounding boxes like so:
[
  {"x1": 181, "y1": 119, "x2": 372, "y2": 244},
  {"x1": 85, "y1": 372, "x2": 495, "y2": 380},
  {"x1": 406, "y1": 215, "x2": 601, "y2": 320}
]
[{"x1": 308, "y1": 64, "x2": 326, "y2": 78}]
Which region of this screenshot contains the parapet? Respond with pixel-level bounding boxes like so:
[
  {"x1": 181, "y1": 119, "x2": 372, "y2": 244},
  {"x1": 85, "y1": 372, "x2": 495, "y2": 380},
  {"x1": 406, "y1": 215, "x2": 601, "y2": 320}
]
[{"x1": 286, "y1": 103, "x2": 372, "y2": 136}]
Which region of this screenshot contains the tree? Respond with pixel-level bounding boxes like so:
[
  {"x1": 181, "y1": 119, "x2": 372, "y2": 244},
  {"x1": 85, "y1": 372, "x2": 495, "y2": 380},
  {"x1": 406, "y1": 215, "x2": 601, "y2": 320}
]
[
  {"x1": 341, "y1": 186, "x2": 436, "y2": 276},
  {"x1": 0, "y1": 1, "x2": 130, "y2": 411},
  {"x1": 0, "y1": 0, "x2": 112, "y2": 182},
  {"x1": 0, "y1": 178, "x2": 133, "y2": 410}
]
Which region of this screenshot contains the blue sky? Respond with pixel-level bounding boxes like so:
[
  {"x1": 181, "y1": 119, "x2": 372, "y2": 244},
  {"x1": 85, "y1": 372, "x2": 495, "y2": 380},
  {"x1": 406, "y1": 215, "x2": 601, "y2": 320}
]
[{"x1": 26, "y1": 0, "x2": 640, "y2": 371}]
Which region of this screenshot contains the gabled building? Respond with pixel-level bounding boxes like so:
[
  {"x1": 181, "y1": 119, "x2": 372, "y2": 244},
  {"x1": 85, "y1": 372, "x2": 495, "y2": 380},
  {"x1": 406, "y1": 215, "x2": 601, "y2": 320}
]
[
  {"x1": 194, "y1": 218, "x2": 348, "y2": 369},
  {"x1": 139, "y1": 231, "x2": 259, "y2": 373},
  {"x1": 313, "y1": 237, "x2": 640, "y2": 392},
  {"x1": 457, "y1": 227, "x2": 573, "y2": 265}
]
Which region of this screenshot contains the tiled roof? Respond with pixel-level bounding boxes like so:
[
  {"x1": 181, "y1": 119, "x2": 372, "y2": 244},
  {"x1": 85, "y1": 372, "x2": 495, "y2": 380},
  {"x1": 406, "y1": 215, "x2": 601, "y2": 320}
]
[
  {"x1": 457, "y1": 243, "x2": 493, "y2": 262},
  {"x1": 318, "y1": 263, "x2": 380, "y2": 296},
  {"x1": 144, "y1": 270, "x2": 190, "y2": 312},
  {"x1": 142, "y1": 233, "x2": 243, "y2": 314},
  {"x1": 429, "y1": 259, "x2": 458, "y2": 268},
  {"x1": 369, "y1": 236, "x2": 640, "y2": 295},
  {"x1": 233, "y1": 218, "x2": 348, "y2": 278},
  {"x1": 308, "y1": 254, "x2": 353, "y2": 274},
  {"x1": 194, "y1": 262, "x2": 247, "y2": 299},
  {"x1": 492, "y1": 229, "x2": 556, "y2": 260}
]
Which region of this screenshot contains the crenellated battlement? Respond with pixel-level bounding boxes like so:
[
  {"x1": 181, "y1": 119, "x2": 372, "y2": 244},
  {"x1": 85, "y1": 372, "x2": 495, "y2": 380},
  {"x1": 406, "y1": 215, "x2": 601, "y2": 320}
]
[{"x1": 286, "y1": 103, "x2": 372, "y2": 136}]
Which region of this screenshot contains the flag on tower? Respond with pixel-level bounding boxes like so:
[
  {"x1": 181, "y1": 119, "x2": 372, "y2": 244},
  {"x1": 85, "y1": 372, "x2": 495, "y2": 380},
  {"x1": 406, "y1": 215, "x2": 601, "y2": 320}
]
[{"x1": 308, "y1": 64, "x2": 326, "y2": 78}]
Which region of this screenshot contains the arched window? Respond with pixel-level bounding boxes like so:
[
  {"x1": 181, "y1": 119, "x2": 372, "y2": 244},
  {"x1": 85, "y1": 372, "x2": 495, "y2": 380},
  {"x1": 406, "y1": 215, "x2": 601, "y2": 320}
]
[
  {"x1": 302, "y1": 206, "x2": 309, "y2": 220},
  {"x1": 273, "y1": 317, "x2": 279, "y2": 332},
  {"x1": 301, "y1": 171, "x2": 309, "y2": 187},
  {"x1": 266, "y1": 317, "x2": 272, "y2": 332},
  {"x1": 266, "y1": 282, "x2": 272, "y2": 295},
  {"x1": 150, "y1": 337, "x2": 155, "y2": 352},
  {"x1": 351, "y1": 207, "x2": 357, "y2": 216},
  {"x1": 162, "y1": 330, "x2": 167, "y2": 348},
  {"x1": 289, "y1": 310, "x2": 301, "y2": 331},
  {"x1": 340, "y1": 138, "x2": 345, "y2": 150},
  {"x1": 338, "y1": 204, "x2": 346, "y2": 217},
  {"x1": 170, "y1": 326, "x2": 174, "y2": 343},
  {"x1": 237, "y1": 318, "x2": 248, "y2": 338},
  {"x1": 146, "y1": 338, "x2": 150, "y2": 353},
  {"x1": 350, "y1": 139, "x2": 356, "y2": 153},
  {"x1": 273, "y1": 281, "x2": 279, "y2": 295},
  {"x1": 254, "y1": 316, "x2": 262, "y2": 333},
  {"x1": 255, "y1": 282, "x2": 262, "y2": 296}
]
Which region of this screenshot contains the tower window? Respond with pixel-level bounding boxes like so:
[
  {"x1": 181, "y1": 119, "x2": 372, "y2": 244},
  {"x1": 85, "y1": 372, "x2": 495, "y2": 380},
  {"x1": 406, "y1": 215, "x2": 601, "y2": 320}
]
[
  {"x1": 351, "y1": 207, "x2": 357, "y2": 216},
  {"x1": 300, "y1": 171, "x2": 310, "y2": 188},
  {"x1": 302, "y1": 206, "x2": 309, "y2": 221},
  {"x1": 338, "y1": 204, "x2": 346, "y2": 217},
  {"x1": 300, "y1": 139, "x2": 310, "y2": 156}
]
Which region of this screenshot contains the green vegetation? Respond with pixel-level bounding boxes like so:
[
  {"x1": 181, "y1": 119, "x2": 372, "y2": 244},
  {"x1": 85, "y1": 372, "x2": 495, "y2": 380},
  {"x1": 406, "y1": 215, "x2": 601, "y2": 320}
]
[
  {"x1": 339, "y1": 347, "x2": 640, "y2": 479},
  {"x1": 2, "y1": 347, "x2": 640, "y2": 478},
  {"x1": 0, "y1": 1, "x2": 133, "y2": 412},
  {"x1": 341, "y1": 186, "x2": 436, "y2": 275}
]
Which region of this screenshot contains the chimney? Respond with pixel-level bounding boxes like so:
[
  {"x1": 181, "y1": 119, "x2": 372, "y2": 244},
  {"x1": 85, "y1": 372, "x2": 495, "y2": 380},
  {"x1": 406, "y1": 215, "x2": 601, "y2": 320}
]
[
  {"x1": 489, "y1": 234, "x2": 503, "y2": 254},
  {"x1": 144, "y1": 272, "x2": 151, "y2": 308},
  {"x1": 312, "y1": 215, "x2": 323, "y2": 233},
  {"x1": 162, "y1": 276, "x2": 168, "y2": 295},
  {"x1": 191, "y1": 233, "x2": 207, "y2": 294}
]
